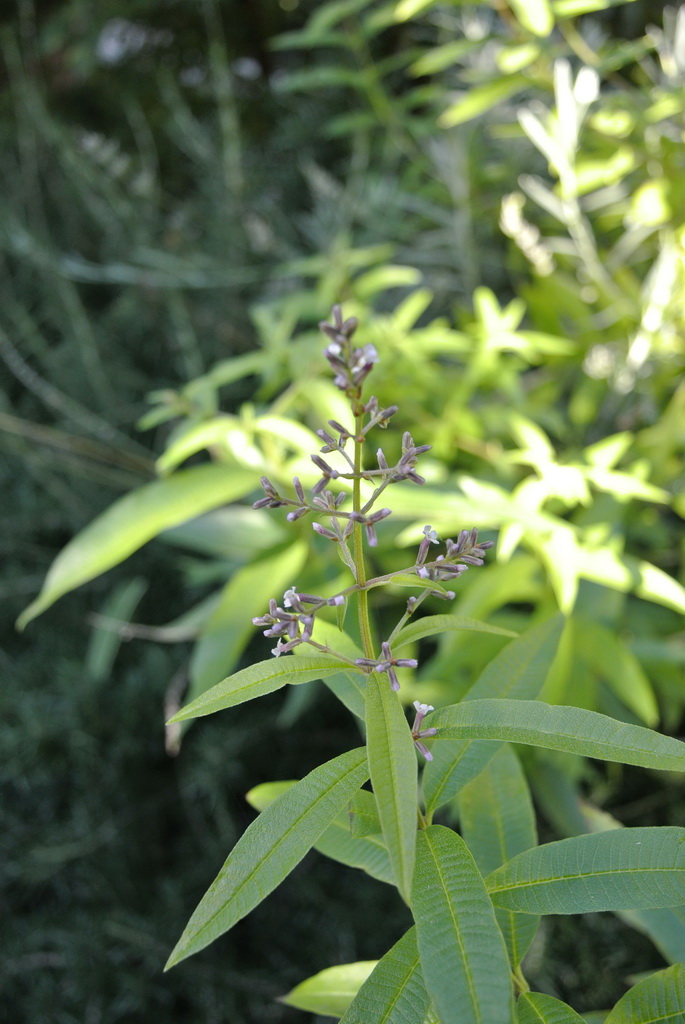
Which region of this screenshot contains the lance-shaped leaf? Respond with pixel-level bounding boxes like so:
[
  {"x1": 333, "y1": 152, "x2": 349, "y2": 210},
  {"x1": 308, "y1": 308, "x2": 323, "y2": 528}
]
[
  {"x1": 168, "y1": 656, "x2": 352, "y2": 721},
  {"x1": 412, "y1": 826, "x2": 514, "y2": 1024},
  {"x1": 392, "y1": 614, "x2": 517, "y2": 650},
  {"x1": 604, "y1": 963, "x2": 685, "y2": 1023},
  {"x1": 423, "y1": 614, "x2": 564, "y2": 814},
  {"x1": 339, "y1": 927, "x2": 429, "y2": 1024},
  {"x1": 486, "y1": 827, "x2": 685, "y2": 915},
  {"x1": 429, "y1": 700, "x2": 685, "y2": 772},
  {"x1": 517, "y1": 991, "x2": 585, "y2": 1023},
  {"x1": 18, "y1": 463, "x2": 255, "y2": 629},
  {"x1": 571, "y1": 798, "x2": 685, "y2": 965},
  {"x1": 246, "y1": 780, "x2": 392, "y2": 884},
  {"x1": 459, "y1": 746, "x2": 539, "y2": 968},
  {"x1": 280, "y1": 961, "x2": 378, "y2": 1017},
  {"x1": 366, "y1": 673, "x2": 418, "y2": 902},
  {"x1": 165, "y1": 747, "x2": 368, "y2": 968},
  {"x1": 348, "y1": 790, "x2": 381, "y2": 837}
]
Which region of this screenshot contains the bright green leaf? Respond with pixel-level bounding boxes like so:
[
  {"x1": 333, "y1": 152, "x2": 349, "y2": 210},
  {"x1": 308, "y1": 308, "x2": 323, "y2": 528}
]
[
  {"x1": 18, "y1": 464, "x2": 255, "y2": 629},
  {"x1": 165, "y1": 747, "x2": 369, "y2": 968},
  {"x1": 366, "y1": 674, "x2": 418, "y2": 901},
  {"x1": 281, "y1": 961, "x2": 377, "y2": 1016},
  {"x1": 430, "y1": 699, "x2": 685, "y2": 772},
  {"x1": 509, "y1": 0, "x2": 554, "y2": 36},
  {"x1": 412, "y1": 826, "x2": 514, "y2": 1024},
  {"x1": 440, "y1": 76, "x2": 529, "y2": 128},
  {"x1": 340, "y1": 927, "x2": 429, "y2": 1024},
  {"x1": 487, "y1": 827, "x2": 685, "y2": 915},
  {"x1": 156, "y1": 416, "x2": 239, "y2": 474},
  {"x1": 169, "y1": 656, "x2": 354, "y2": 722}
]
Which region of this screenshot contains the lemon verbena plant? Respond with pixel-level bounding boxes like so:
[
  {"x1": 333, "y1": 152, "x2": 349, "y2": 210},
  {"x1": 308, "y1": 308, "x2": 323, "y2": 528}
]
[{"x1": 165, "y1": 308, "x2": 685, "y2": 1022}]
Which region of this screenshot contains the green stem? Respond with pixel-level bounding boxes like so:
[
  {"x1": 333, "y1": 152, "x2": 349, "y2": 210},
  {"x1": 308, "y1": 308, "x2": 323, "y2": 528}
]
[{"x1": 353, "y1": 411, "x2": 375, "y2": 659}]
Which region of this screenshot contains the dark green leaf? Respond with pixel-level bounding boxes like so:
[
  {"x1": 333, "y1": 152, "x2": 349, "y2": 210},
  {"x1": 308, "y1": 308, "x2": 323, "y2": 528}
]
[
  {"x1": 340, "y1": 927, "x2": 429, "y2": 1024},
  {"x1": 517, "y1": 991, "x2": 585, "y2": 1023},
  {"x1": 412, "y1": 826, "x2": 514, "y2": 1023},
  {"x1": 430, "y1": 700, "x2": 685, "y2": 771},
  {"x1": 487, "y1": 827, "x2": 685, "y2": 915},
  {"x1": 366, "y1": 673, "x2": 418, "y2": 901},
  {"x1": 604, "y1": 963, "x2": 685, "y2": 1023},
  {"x1": 169, "y1": 656, "x2": 352, "y2": 721},
  {"x1": 459, "y1": 746, "x2": 539, "y2": 968},
  {"x1": 165, "y1": 747, "x2": 368, "y2": 967},
  {"x1": 423, "y1": 615, "x2": 564, "y2": 814}
]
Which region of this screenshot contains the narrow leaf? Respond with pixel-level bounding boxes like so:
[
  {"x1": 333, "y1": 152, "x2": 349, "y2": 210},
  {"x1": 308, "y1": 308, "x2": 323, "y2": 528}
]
[
  {"x1": 18, "y1": 464, "x2": 255, "y2": 628},
  {"x1": 459, "y1": 746, "x2": 539, "y2": 968},
  {"x1": 169, "y1": 656, "x2": 351, "y2": 721},
  {"x1": 604, "y1": 963, "x2": 685, "y2": 1023},
  {"x1": 412, "y1": 826, "x2": 514, "y2": 1024},
  {"x1": 393, "y1": 614, "x2": 517, "y2": 650},
  {"x1": 366, "y1": 674, "x2": 418, "y2": 901},
  {"x1": 430, "y1": 699, "x2": 685, "y2": 772},
  {"x1": 280, "y1": 961, "x2": 377, "y2": 1016},
  {"x1": 246, "y1": 780, "x2": 393, "y2": 884},
  {"x1": 165, "y1": 746, "x2": 368, "y2": 968},
  {"x1": 440, "y1": 76, "x2": 528, "y2": 127},
  {"x1": 517, "y1": 991, "x2": 585, "y2": 1023},
  {"x1": 487, "y1": 827, "x2": 685, "y2": 915},
  {"x1": 340, "y1": 927, "x2": 429, "y2": 1024},
  {"x1": 315, "y1": 817, "x2": 394, "y2": 886},
  {"x1": 423, "y1": 615, "x2": 564, "y2": 814},
  {"x1": 509, "y1": 0, "x2": 554, "y2": 36},
  {"x1": 348, "y1": 790, "x2": 381, "y2": 837}
]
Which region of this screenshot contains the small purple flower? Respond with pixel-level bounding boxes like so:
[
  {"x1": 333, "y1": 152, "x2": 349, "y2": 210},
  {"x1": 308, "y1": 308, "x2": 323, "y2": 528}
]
[
  {"x1": 355, "y1": 641, "x2": 417, "y2": 692},
  {"x1": 417, "y1": 525, "x2": 439, "y2": 566},
  {"x1": 411, "y1": 701, "x2": 437, "y2": 761}
]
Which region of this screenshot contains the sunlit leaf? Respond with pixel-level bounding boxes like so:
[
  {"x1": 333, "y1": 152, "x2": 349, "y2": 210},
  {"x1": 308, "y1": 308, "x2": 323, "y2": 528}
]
[
  {"x1": 440, "y1": 76, "x2": 529, "y2": 128},
  {"x1": 412, "y1": 826, "x2": 514, "y2": 1024},
  {"x1": 165, "y1": 747, "x2": 368, "y2": 967},
  {"x1": 509, "y1": 0, "x2": 554, "y2": 36},
  {"x1": 487, "y1": 827, "x2": 685, "y2": 914},
  {"x1": 366, "y1": 674, "x2": 418, "y2": 901},
  {"x1": 156, "y1": 416, "x2": 239, "y2": 474},
  {"x1": 281, "y1": 961, "x2": 377, "y2": 1016},
  {"x1": 18, "y1": 464, "x2": 255, "y2": 628}
]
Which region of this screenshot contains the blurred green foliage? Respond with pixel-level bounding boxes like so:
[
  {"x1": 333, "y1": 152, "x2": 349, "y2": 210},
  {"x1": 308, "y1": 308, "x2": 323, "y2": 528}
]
[{"x1": 3, "y1": 0, "x2": 684, "y2": 1019}]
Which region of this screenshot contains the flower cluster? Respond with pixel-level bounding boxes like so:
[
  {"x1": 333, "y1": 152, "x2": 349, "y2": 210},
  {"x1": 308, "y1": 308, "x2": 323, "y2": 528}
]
[
  {"x1": 320, "y1": 305, "x2": 379, "y2": 397},
  {"x1": 250, "y1": 305, "x2": 495, "y2": 760}
]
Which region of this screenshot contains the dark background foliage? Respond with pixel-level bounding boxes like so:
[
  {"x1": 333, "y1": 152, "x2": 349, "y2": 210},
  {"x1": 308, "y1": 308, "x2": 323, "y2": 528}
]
[{"x1": 2, "y1": 0, "x2": 683, "y2": 1021}]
